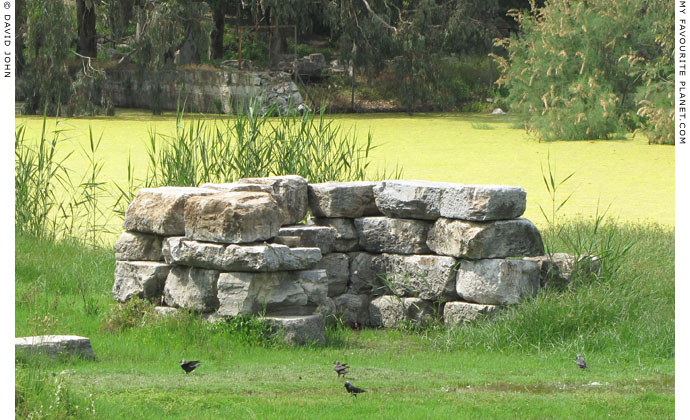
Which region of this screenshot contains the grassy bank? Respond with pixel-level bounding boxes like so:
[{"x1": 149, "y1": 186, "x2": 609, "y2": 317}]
[
  {"x1": 15, "y1": 219, "x2": 675, "y2": 418},
  {"x1": 15, "y1": 110, "x2": 675, "y2": 240}
]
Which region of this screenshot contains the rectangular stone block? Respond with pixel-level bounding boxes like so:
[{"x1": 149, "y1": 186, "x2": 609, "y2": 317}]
[
  {"x1": 237, "y1": 175, "x2": 309, "y2": 225},
  {"x1": 373, "y1": 180, "x2": 445, "y2": 220},
  {"x1": 163, "y1": 266, "x2": 220, "y2": 312},
  {"x1": 354, "y1": 217, "x2": 432, "y2": 254},
  {"x1": 112, "y1": 261, "x2": 171, "y2": 302},
  {"x1": 455, "y1": 259, "x2": 540, "y2": 305},
  {"x1": 313, "y1": 253, "x2": 349, "y2": 296},
  {"x1": 427, "y1": 218, "x2": 544, "y2": 259},
  {"x1": 259, "y1": 314, "x2": 325, "y2": 345},
  {"x1": 348, "y1": 252, "x2": 388, "y2": 295},
  {"x1": 184, "y1": 191, "x2": 282, "y2": 243},
  {"x1": 381, "y1": 254, "x2": 459, "y2": 300},
  {"x1": 278, "y1": 225, "x2": 337, "y2": 254},
  {"x1": 443, "y1": 301, "x2": 498, "y2": 325},
  {"x1": 123, "y1": 186, "x2": 217, "y2": 235},
  {"x1": 332, "y1": 293, "x2": 371, "y2": 327},
  {"x1": 307, "y1": 181, "x2": 381, "y2": 218},
  {"x1": 15, "y1": 335, "x2": 95, "y2": 360},
  {"x1": 162, "y1": 237, "x2": 321, "y2": 272},
  {"x1": 115, "y1": 231, "x2": 163, "y2": 261},
  {"x1": 216, "y1": 269, "x2": 328, "y2": 316},
  {"x1": 308, "y1": 217, "x2": 360, "y2": 252},
  {"x1": 439, "y1": 184, "x2": 526, "y2": 221},
  {"x1": 368, "y1": 296, "x2": 437, "y2": 328}
]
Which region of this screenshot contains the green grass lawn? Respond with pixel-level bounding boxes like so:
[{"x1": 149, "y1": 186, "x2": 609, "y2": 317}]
[
  {"x1": 15, "y1": 110, "x2": 675, "y2": 243},
  {"x1": 15, "y1": 220, "x2": 675, "y2": 419}
]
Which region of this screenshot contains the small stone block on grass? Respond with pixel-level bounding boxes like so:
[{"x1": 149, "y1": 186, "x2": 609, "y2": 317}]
[{"x1": 15, "y1": 335, "x2": 95, "y2": 360}]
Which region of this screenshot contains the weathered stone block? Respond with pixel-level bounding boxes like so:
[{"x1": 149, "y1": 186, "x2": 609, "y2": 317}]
[
  {"x1": 163, "y1": 266, "x2": 220, "y2": 312},
  {"x1": 439, "y1": 184, "x2": 526, "y2": 221},
  {"x1": 15, "y1": 335, "x2": 95, "y2": 359},
  {"x1": 308, "y1": 217, "x2": 360, "y2": 252},
  {"x1": 216, "y1": 270, "x2": 328, "y2": 316},
  {"x1": 348, "y1": 252, "x2": 388, "y2": 295},
  {"x1": 307, "y1": 181, "x2": 381, "y2": 217},
  {"x1": 443, "y1": 301, "x2": 498, "y2": 325},
  {"x1": 278, "y1": 225, "x2": 337, "y2": 254},
  {"x1": 315, "y1": 296, "x2": 337, "y2": 324},
  {"x1": 354, "y1": 217, "x2": 432, "y2": 254},
  {"x1": 113, "y1": 261, "x2": 171, "y2": 302},
  {"x1": 368, "y1": 296, "x2": 437, "y2": 328},
  {"x1": 184, "y1": 191, "x2": 282, "y2": 243},
  {"x1": 114, "y1": 231, "x2": 164, "y2": 261},
  {"x1": 123, "y1": 186, "x2": 217, "y2": 235},
  {"x1": 455, "y1": 259, "x2": 540, "y2": 305},
  {"x1": 313, "y1": 253, "x2": 349, "y2": 296},
  {"x1": 260, "y1": 314, "x2": 326, "y2": 345},
  {"x1": 524, "y1": 253, "x2": 601, "y2": 288},
  {"x1": 237, "y1": 175, "x2": 309, "y2": 225},
  {"x1": 332, "y1": 293, "x2": 370, "y2": 327},
  {"x1": 427, "y1": 218, "x2": 544, "y2": 259},
  {"x1": 153, "y1": 306, "x2": 179, "y2": 317},
  {"x1": 381, "y1": 254, "x2": 459, "y2": 300},
  {"x1": 163, "y1": 237, "x2": 321, "y2": 271},
  {"x1": 373, "y1": 180, "x2": 445, "y2": 220}
]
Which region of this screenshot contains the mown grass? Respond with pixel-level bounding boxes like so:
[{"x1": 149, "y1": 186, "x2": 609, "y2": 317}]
[{"x1": 15, "y1": 219, "x2": 674, "y2": 418}]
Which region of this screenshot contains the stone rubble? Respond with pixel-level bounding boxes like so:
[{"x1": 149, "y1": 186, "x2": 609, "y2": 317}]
[{"x1": 113, "y1": 176, "x2": 592, "y2": 345}]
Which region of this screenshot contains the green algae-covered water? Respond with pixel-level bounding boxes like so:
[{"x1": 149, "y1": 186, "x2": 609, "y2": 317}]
[{"x1": 15, "y1": 109, "x2": 674, "y2": 242}]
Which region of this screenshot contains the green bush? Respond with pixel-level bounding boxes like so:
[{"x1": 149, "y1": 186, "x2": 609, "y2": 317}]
[{"x1": 494, "y1": 0, "x2": 673, "y2": 141}]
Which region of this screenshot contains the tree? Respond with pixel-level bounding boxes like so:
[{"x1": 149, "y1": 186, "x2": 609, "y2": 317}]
[
  {"x1": 494, "y1": 0, "x2": 673, "y2": 141},
  {"x1": 76, "y1": 0, "x2": 97, "y2": 58}
]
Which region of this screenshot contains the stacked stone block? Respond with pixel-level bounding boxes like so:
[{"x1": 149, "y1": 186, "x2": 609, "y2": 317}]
[{"x1": 114, "y1": 176, "x2": 594, "y2": 343}]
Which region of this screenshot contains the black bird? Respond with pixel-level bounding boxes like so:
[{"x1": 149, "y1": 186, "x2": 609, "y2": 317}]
[
  {"x1": 575, "y1": 354, "x2": 588, "y2": 369},
  {"x1": 344, "y1": 381, "x2": 366, "y2": 397},
  {"x1": 333, "y1": 361, "x2": 349, "y2": 378},
  {"x1": 180, "y1": 359, "x2": 201, "y2": 374}
]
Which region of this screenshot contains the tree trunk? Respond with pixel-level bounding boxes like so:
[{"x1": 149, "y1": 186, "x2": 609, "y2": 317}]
[
  {"x1": 76, "y1": 0, "x2": 97, "y2": 58},
  {"x1": 210, "y1": 6, "x2": 225, "y2": 60}
]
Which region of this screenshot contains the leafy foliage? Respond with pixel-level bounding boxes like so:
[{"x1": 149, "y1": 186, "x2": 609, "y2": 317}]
[{"x1": 494, "y1": 0, "x2": 673, "y2": 141}]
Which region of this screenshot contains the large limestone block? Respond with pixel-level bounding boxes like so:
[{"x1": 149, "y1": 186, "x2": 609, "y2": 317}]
[
  {"x1": 372, "y1": 180, "x2": 445, "y2": 220},
  {"x1": 308, "y1": 217, "x2": 360, "y2": 252},
  {"x1": 332, "y1": 293, "x2": 370, "y2": 327},
  {"x1": 184, "y1": 191, "x2": 282, "y2": 243},
  {"x1": 15, "y1": 335, "x2": 95, "y2": 359},
  {"x1": 368, "y1": 296, "x2": 437, "y2": 328},
  {"x1": 313, "y1": 253, "x2": 349, "y2": 296},
  {"x1": 348, "y1": 252, "x2": 388, "y2": 295},
  {"x1": 354, "y1": 217, "x2": 432, "y2": 254},
  {"x1": 216, "y1": 269, "x2": 328, "y2": 316},
  {"x1": 443, "y1": 301, "x2": 498, "y2": 325},
  {"x1": 114, "y1": 232, "x2": 163, "y2": 261},
  {"x1": 278, "y1": 225, "x2": 337, "y2": 254},
  {"x1": 123, "y1": 186, "x2": 217, "y2": 235},
  {"x1": 427, "y1": 218, "x2": 544, "y2": 259},
  {"x1": 260, "y1": 314, "x2": 326, "y2": 345},
  {"x1": 163, "y1": 237, "x2": 321, "y2": 271},
  {"x1": 307, "y1": 181, "x2": 381, "y2": 218},
  {"x1": 163, "y1": 266, "x2": 220, "y2": 312},
  {"x1": 455, "y1": 259, "x2": 540, "y2": 305},
  {"x1": 524, "y1": 253, "x2": 601, "y2": 289},
  {"x1": 315, "y1": 296, "x2": 337, "y2": 324},
  {"x1": 112, "y1": 261, "x2": 170, "y2": 302},
  {"x1": 236, "y1": 175, "x2": 309, "y2": 225},
  {"x1": 381, "y1": 254, "x2": 459, "y2": 300},
  {"x1": 439, "y1": 184, "x2": 526, "y2": 221}
]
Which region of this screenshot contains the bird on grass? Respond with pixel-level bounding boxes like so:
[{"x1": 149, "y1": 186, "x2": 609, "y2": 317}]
[
  {"x1": 333, "y1": 361, "x2": 349, "y2": 378},
  {"x1": 180, "y1": 359, "x2": 201, "y2": 374},
  {"x1": 575, "y1": 354, "x2": 588, "y2": 369},
  {"x1": 344, "y1": 381, "x2": 366, "y2": 397}
]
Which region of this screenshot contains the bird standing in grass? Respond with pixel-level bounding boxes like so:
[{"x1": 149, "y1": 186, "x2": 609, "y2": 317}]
[
  {"x1": 575, "y1": 354, "x2": 588, "y2": 369},
  {"x1": 344, "y1": 381, "x2": 366, "y2": 397},
  {"x1": 333, "y1": 361, "x2": 349, "y2": 378},
  {"x1": 180, "y1": 359, "x2": 201, "y2": 374}
]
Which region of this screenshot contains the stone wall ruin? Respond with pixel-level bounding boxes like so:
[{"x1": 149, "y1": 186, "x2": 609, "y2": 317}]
[{"x1": 113, "y1": 176, "x2": 598, "y2": 344}]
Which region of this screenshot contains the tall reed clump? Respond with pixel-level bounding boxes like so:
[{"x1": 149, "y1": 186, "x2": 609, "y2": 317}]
[{"x1": 140, "y1": 103, "x2": 402, "y2": 189}]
